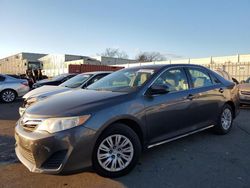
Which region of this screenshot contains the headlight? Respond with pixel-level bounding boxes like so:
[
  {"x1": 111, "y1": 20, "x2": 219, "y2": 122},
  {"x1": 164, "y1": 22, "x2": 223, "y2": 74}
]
[
  {"x1": 36, "y1": 115, "x2": 91, "y2": 133},
  {"x1": 26, "y1": 97, "x2": 38, "y2": 104},
  {"x1": 26, "y1": 96, "x2": 47, "y2": 106}
]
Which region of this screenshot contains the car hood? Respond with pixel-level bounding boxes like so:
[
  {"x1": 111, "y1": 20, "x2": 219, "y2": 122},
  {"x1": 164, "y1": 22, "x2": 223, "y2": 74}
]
[
  {"x1": 25, "y1": 89, "x2": 127, "y2": 117},
  {"x1": 239, "y1": 83, "x2": 250, "y2": 91},
  {"x1": 23, "y1": 85, "x2": 71, "y2": 99}
]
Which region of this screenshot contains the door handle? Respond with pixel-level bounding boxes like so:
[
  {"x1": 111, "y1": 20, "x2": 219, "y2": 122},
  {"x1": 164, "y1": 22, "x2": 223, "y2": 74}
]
[
  {"x1": 219, "y1": 88, "x2": 224, "y2": 93},
  {"x1": 187, "y1": 94, "x2": 195, "y2": 100}
]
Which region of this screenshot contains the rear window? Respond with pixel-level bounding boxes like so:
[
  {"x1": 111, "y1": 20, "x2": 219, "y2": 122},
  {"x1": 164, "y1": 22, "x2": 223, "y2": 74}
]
[
  {"x1": 210, "y1": 73, "x2": 221, "y2": 84},
  {"x1": 0, "y1": 75, "x2": 5, "y2": 81}
]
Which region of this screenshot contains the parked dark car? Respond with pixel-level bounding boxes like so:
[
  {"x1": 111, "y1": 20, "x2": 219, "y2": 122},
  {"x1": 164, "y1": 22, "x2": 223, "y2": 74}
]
[
  {"x1": 19, "y1": 71, "x2": 112, "y2": 116},
  {"x1": 15, "y1": 64, "x2": 240, "y2": 177},
  {"x1": 32, "y1": 73, "x2": 77, "y2": 89}
]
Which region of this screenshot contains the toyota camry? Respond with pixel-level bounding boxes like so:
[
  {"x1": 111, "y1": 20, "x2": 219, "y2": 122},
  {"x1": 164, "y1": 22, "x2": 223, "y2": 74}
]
[{"x1": 15, "y1": 64, "x2": 240, "y2": 177}]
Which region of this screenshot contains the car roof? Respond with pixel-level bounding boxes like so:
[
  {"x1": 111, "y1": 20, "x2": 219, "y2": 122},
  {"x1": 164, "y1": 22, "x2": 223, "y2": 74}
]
[
  {"x1": 0, "y1": 74, "x2": 22, "y2": 80},
  {"x1": 125, "y1": 64, "x2": 209, "y2": 70},
  {"x1": 0, "y1": 74, "x2": 11, "y2": 78},
  {"x1": 78, "y1": 71, "x2": 113, "y2": 75},
  {"x1": 65, "y1": 73, "x2": 78, "y2": 76}
]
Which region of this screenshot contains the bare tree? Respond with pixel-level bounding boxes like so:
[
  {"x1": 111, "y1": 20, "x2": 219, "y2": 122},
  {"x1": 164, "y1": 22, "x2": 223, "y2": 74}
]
[
  {"x1": 100, "y1": 48, "x2": 129, "y2": 59},
  {"x1": 135, "y1": 52, "x2": 167, "y2": 62}
]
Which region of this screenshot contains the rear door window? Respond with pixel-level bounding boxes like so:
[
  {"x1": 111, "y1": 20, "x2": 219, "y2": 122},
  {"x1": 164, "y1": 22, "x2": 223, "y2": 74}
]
[{"x1": 188, "y1": 68, "x2": 213, "y2": 88}]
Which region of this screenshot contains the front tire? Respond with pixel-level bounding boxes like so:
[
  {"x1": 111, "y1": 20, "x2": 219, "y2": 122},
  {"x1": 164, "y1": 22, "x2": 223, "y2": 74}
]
[
  {"x1": 1, "y1": 89, "x2": 16, "y2": 103},
  {"x1": 213, "y1": 104, "x2": 233, "y2": 134},
  {"x1": 93, "y1": 123, "x2": 141, "y2": 178}
]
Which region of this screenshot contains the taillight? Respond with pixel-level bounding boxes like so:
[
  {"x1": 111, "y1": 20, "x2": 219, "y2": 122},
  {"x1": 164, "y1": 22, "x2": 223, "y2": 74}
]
[{"x1": 21, "y1": 81, "x2": 29, "y2": 86}]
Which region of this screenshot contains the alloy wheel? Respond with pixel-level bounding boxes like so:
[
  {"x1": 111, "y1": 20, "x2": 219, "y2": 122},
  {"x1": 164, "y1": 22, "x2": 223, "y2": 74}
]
[
  {"x1": 221, "y1": 108, "x2": 232, "y2": 130},
  {"x1": 2, "y1": 90, "x2": 15, "y2": 102},
  {"x1": 97, "y1": 134, "x2": 134, "y2": 172}
]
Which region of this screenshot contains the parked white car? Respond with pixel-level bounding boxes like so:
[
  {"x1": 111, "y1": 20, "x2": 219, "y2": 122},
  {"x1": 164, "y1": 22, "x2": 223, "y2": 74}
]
[
  {"x1": 0, "y1": 74, "x2": 30, "y2": 103},
  {"x1": 19, "y1": 71, "x2": 111, "y2": 116}
]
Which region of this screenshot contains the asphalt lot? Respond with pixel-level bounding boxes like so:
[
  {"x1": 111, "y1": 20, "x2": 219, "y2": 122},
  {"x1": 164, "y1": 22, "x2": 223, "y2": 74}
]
[{"x1": 0, "y1": 100, "x2": 250, "y2": 188}]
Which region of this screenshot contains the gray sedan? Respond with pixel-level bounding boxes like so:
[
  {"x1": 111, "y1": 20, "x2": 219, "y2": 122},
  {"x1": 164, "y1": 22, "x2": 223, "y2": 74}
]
[
  {"x1": 0, "y1": 74, "x2": 29, "y2": 103},
  {"x1": 15, "y1": 64, "x2": 239, "y2": 177}
]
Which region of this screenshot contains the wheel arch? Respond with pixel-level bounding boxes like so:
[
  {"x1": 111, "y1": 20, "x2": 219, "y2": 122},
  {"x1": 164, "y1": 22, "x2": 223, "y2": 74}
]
[
  {"x1": 94, "y1": 116, "x2": 146, "y2": 148},
  {"x1": 225, "y1": 101, "x2": 236, "y2": 118}
]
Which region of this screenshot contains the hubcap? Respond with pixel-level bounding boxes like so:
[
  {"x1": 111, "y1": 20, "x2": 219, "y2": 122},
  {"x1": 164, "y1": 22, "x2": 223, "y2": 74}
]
[
  {"x1": 221, "y1": 108, "x2": 232, "y2": 130},
  {"x1": 97, "y1": 134, "x2": 134, "y2": 172},
  {"x1": 2, "y1": 91, "x2": 15, "y2": 102}
]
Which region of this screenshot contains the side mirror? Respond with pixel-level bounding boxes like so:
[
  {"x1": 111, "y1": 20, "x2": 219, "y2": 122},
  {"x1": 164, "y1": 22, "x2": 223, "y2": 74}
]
[{"x1": 147, "y1": 84, "x2": 170, "y2": 96}]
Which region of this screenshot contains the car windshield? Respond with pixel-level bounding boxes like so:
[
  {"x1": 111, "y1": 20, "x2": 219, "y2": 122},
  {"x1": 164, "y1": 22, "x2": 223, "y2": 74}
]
[
  {"x1": 60, "y1": 74, "x2": 92, "y2": 88},
  {"x1": 246, "y1": 77, "x2": 250, "y2": 83},
  {"x1": 87, "y1": 68, "x2": 156, "y2": 92},
  {"x1": 51, "y1": 74, "x2": 70, "y2": 81}
]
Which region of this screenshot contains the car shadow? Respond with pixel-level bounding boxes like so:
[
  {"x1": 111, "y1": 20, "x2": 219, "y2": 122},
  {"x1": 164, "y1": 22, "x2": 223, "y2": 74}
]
[
  {"x1": 0, "y1": 135, "x2": 19, "y2": 166},
  {"x1": 0, "y1": 99, "x2": 22, "y2": 120}
]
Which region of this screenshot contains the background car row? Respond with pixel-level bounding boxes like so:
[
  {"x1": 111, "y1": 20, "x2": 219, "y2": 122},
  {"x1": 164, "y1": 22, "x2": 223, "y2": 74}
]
[
  {"x1": 19, "y1": 71, "x2": 112, "y2": 115},
  {"x1": 2, "y1": 69, "x2": 250, "y2": 105}
]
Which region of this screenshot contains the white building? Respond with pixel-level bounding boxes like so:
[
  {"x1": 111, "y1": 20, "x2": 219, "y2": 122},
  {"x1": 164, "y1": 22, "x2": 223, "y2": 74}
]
[
  {"x1": 41, "y1": 54, "x2": 137, "y2": 77},
  {"x1": 40, "y1": 54, "x2": 97, "y2": 77}
]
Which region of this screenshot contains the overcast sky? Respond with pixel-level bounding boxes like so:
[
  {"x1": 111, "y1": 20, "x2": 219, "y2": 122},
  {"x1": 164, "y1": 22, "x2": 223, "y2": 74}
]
[{"x1": 0, "y1": 0, "x2": 250, "y2": 59}]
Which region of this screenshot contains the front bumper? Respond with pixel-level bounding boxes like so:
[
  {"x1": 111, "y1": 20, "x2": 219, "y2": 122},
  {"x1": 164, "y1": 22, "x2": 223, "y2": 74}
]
[
  {"x1": 15, "y1": 121, "x2": 96, "y2": 174},
  {"x1": 239, "y1": 95, "x2": 250, "y2": 104}
]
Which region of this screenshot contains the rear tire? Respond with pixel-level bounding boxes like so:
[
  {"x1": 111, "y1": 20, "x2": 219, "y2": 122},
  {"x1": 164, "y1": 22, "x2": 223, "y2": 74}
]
[
  {"x1": 92, "y1": 123, "x2": 141, "y2": 178},
  {"x1": 0, "y1": 89, "x2": 16, "y2": 103},
  {"x1": 213, "y1": 104, "x2": 233, "y2": 134}
]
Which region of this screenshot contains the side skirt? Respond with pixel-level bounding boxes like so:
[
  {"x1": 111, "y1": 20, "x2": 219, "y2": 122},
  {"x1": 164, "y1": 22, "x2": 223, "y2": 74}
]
[{"x1": 147, "y1": 125, "x2": 214, "y2": 149}]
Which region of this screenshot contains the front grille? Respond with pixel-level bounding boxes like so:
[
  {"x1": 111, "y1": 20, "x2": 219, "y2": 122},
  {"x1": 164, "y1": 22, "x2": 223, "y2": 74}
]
[
  {"x1": 18, "y1": 145, "x2": 35, "y2": 164},
  {"x1": 20, "y1": 117, "x2": 42, "y2": 132},
  {"x1": 42, "y1": 150, "x2": 68, "y2": 169},
  {"x1": 241, "y1": 91, "x2": 250, "y2": 95},
  {"x1": 23, "y1": 124, "x2": 38, "y2": 132}
]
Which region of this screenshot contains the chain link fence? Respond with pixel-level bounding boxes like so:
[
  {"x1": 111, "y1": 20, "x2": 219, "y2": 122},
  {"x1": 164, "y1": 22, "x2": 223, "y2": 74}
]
[{"x1": 205, "y1": 62, "x2": 250, "y2": 82}]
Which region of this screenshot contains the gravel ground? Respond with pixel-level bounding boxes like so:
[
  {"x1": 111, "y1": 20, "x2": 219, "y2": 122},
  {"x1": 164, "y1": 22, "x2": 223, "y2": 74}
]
[{"x1": 0, "y1": 100, "x2": 250, "y2": 188}]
